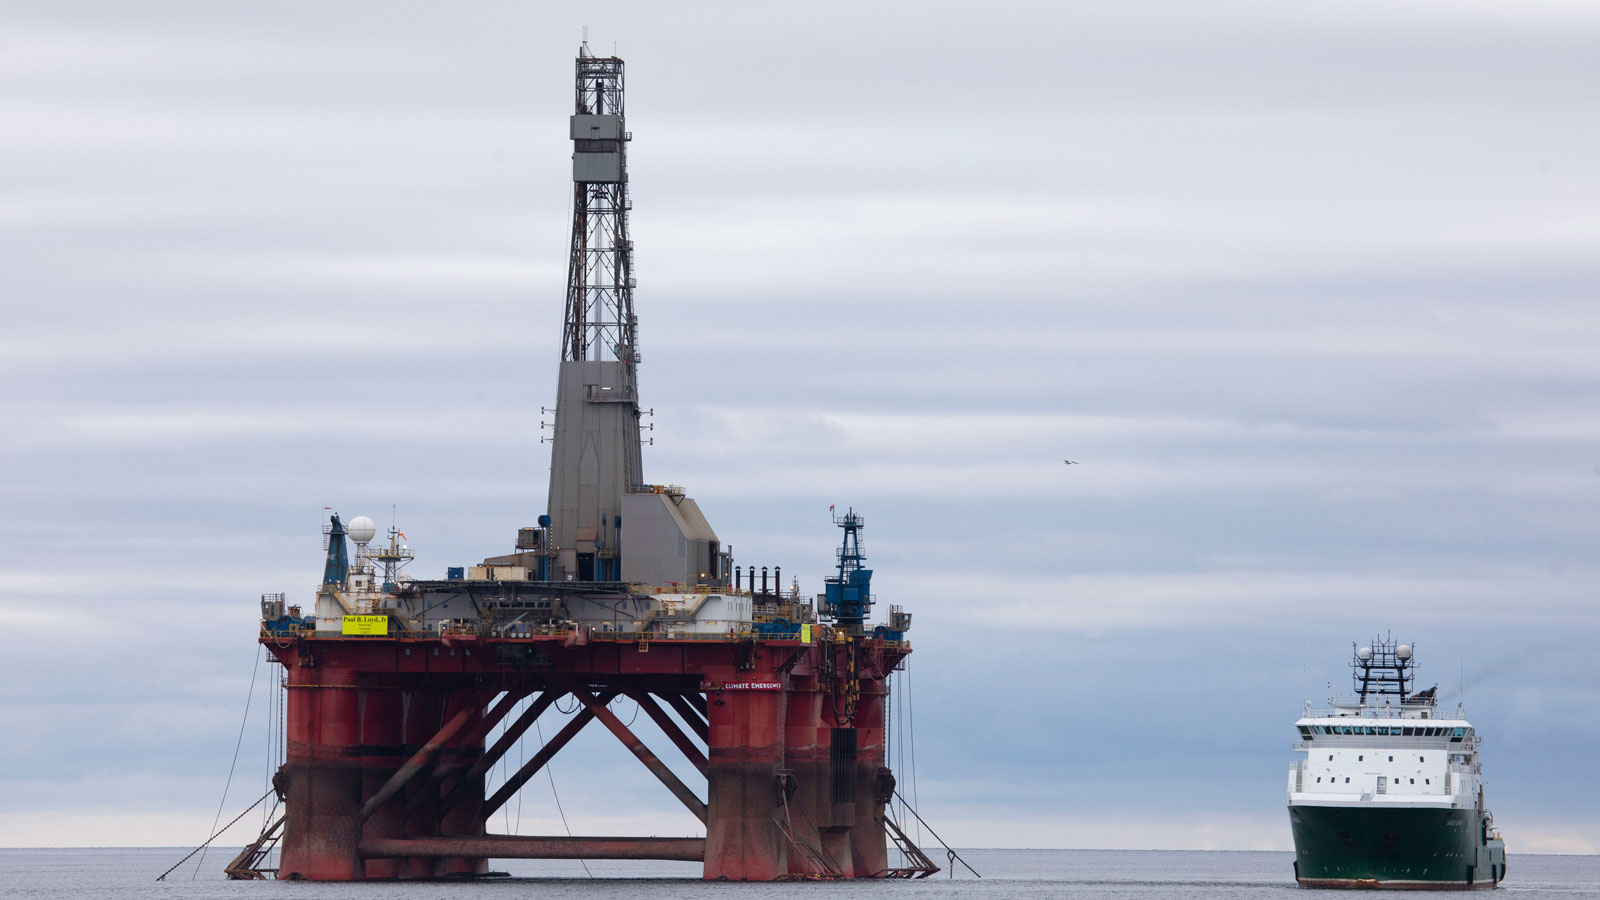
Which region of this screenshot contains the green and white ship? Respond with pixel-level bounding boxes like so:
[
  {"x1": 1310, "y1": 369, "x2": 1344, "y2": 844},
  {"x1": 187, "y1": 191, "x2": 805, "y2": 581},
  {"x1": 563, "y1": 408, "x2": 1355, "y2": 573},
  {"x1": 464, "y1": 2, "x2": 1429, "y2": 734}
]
[{"x1": 1288, "y1": 638, "x2": 1506, "y2": 889}]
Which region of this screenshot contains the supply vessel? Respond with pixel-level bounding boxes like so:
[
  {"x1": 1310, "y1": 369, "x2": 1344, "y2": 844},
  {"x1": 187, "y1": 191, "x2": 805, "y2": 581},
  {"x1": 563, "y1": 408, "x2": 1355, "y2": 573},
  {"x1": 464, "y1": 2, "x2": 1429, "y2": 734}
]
[
  {"x1": 234, "y1": 41, "x2": 935, "y2": 881},
  {"x1": 1287, "y1": 638, "x2": 1506, "y2": 889}
]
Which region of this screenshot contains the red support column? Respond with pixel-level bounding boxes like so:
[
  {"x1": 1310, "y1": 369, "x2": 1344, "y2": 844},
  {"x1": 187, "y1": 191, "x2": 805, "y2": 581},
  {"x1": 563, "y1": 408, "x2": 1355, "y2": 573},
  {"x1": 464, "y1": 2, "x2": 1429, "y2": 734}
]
[
  {"x1": 437, "y1": 688, "x2": 489, "y2": 876},
  {"x1": 400, "y1": 688, "x2": 444, "y2": 879},
  {"x1": 277, "y1": 665, "x2": 364, "y2": 881},
  {"x1": 358, "y1": 687, "x2": 405, "y2": 879},
  {"x1": 703, "y1": 679, "x2": 785, "y2": 880},
  {"x1": 849, "y1": 680, "x2": 890, "y2": 877},
  {"x1": 818, "y1": 721, "x2": 855, "y2": 875},
  {"x1": 783, "y1": 680, "x2": 834, "y2": 876}
]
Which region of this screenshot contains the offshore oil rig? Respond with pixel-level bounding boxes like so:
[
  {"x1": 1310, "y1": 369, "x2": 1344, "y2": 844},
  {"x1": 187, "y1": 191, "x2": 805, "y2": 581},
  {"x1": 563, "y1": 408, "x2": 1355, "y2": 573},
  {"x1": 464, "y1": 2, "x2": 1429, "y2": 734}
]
[{"x1": 239, "y1": 43, "x2": 931, "y2": 881}]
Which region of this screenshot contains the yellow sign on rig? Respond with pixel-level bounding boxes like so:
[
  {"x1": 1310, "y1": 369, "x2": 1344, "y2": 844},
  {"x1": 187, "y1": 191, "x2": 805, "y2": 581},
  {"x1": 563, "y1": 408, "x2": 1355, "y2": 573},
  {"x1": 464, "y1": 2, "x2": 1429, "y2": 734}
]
[
  {"x1": 342, "y1": 614, "x2": 388, "y2": 636},
  {"x1": 800, "y1": 623, "x2": 812, "y2": 643}
]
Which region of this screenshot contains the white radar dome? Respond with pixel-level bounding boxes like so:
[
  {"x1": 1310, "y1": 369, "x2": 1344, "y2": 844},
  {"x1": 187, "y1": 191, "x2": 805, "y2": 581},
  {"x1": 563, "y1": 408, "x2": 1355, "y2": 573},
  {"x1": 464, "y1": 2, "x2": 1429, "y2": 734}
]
[
  {"x1": 1357, "y1": 646, "x2": 1373, "y2": 661},
  {"x1": 1396, "y1": 644, "x2": 1412, "y2": 661},
  {"x1": 348, "y1": 515, "x2": 377, "y2": 545}
]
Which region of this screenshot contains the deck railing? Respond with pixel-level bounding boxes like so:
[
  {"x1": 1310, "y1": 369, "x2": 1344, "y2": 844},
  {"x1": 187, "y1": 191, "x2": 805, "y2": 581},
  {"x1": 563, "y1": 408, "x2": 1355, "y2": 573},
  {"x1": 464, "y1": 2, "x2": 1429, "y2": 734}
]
[{"x1": 1302, "y1": 706, "x2": 1446, "y2": 719}]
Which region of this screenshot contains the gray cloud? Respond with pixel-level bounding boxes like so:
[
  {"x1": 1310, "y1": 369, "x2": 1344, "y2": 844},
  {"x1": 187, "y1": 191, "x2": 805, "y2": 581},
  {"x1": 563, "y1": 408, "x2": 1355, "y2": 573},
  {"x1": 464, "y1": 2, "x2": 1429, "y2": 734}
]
[{"x1": 2, "y1": 0, "x2": 1598, "y2": 852}]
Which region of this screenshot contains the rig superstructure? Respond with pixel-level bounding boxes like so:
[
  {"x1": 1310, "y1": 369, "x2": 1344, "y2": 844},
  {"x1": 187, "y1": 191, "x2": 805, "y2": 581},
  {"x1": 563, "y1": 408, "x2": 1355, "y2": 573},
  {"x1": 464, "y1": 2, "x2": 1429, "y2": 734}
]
[
  {"x1": 242, "y1": 42, "x2": 930, "y2": 882},
  {"x1": 1287, "y1": 637, "x2": 1505, "y2": 889}
]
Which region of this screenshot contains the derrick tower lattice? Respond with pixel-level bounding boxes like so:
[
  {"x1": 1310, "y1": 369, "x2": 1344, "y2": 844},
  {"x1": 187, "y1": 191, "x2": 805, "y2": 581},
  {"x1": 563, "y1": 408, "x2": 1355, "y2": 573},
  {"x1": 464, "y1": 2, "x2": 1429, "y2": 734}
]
[{"x1": 562, "y1": 43, "x2": 637, "y2": 371}]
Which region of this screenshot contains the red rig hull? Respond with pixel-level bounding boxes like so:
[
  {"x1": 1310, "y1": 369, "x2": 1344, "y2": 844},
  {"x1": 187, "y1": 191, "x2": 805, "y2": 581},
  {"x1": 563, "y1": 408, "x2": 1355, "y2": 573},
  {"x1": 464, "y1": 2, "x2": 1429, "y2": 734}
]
[{"x1": 265, "y1": 630, "x2": 905, "y2": 881}]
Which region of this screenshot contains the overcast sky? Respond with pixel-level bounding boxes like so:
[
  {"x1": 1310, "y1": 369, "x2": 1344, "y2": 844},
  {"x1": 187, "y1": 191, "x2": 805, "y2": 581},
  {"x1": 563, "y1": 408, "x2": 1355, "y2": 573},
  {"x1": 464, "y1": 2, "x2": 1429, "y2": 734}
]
[{"x1": 2, "y1": 0, "x2": 1599, "y2": 855}]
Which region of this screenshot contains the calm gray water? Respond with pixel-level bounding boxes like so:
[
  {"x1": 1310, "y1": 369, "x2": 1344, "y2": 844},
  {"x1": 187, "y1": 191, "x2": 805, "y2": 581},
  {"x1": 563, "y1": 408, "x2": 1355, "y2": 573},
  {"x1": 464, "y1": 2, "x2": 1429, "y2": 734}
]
[{"x1": 1, "y1": 849, "x2": 1595, "y2": 898}]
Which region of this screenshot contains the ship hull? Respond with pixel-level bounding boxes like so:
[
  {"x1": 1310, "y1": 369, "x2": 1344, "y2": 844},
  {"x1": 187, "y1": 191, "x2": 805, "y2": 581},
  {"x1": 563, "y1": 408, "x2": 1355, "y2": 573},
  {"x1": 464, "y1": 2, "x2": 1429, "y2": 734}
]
[{"x1": 1289, "y1": 804, "x2": 1505, "y2": 889}]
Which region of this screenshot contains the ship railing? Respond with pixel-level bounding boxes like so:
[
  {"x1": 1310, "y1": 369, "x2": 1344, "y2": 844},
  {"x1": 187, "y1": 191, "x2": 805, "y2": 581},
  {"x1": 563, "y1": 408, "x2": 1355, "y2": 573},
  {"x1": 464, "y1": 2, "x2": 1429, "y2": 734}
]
[
  {"x1": 585, "y1": 384, "x2": 638, "y2": 403},
  {"x1": 636, "y1": 583, "x2": 740, "y2": 595},
  {"x1": 594, "y1": 629, "x2": 743, "y2": 642},
  {"x1": 1292, "y1": 736, "x2": 1457, "y2": 750},
  {"x1": 271, "y1": 620, "x2": 881, "y2": 646},
  {"x1": 1303, "y1": 706, "x2": 1440, "y2": 719}
]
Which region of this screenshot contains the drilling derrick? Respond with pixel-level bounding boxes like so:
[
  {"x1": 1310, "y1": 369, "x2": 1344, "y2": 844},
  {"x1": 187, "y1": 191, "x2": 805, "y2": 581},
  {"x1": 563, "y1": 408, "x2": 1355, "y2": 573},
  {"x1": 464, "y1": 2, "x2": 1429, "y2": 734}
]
[
  {"x1": 546, "y1": 46, "x2": 643, "y2": 582},
  {"x1": 251, "y1": 41, "x2": 929, "y2": 884}
]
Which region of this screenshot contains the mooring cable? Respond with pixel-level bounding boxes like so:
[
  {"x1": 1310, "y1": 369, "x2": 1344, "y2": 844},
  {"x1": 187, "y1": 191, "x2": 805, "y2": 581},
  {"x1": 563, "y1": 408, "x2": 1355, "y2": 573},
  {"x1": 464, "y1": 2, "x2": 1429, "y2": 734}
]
[
  {"x1": 892, "y1": 789, "x2": 980, "y2": 879},
  {"x1": 535, "y1": 718, "x2": 593, "y2": 879},
  {"x1": 515, "y1": 704, "x2": 526, "y2": 834},
  {"x1": 192, "y1": 646, "x2": 262, "y2": 879},
  {"x1": 156, "y1": 787, "x2": 275, "y2": 881},
  {"x1": 262, "y1": 656, "x2": 273, "y2": 833},
  {"x1": 502, "y1": 694, "x2": 520, "y2": 836},
  {"x1": 905, "y1": 655, "x2": 922, "y2": 846}
]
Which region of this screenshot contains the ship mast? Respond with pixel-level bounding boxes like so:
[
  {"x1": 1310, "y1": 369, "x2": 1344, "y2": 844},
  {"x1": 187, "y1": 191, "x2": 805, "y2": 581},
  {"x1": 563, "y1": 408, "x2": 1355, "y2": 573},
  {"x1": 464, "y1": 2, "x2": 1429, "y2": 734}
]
[{"x1": 1351, "y1": 636, "x2": 1415, "y2": 705}]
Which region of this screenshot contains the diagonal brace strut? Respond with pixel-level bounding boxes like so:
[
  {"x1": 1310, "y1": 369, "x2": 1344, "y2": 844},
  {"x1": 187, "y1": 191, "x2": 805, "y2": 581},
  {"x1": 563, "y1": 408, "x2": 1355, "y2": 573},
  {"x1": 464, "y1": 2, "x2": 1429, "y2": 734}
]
[
  {"x1": 480, "y1": 689, "x2": 616, "y2": 817},
  {"x1": 574, "y1": 687, "x2": 707, "y2": 824}
]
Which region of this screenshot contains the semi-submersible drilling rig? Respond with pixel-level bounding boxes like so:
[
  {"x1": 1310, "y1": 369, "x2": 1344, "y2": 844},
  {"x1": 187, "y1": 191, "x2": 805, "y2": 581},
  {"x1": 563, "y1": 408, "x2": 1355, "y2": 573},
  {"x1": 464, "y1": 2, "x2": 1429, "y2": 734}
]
[{"x1": 246, "y1": 43, "x2": 927, "y2": 881}]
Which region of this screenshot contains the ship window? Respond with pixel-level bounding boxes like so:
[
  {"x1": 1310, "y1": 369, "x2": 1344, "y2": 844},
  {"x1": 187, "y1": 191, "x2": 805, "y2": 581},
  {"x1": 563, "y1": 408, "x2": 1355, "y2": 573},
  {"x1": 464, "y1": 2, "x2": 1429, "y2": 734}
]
[
  {"x1": 1328, "y1": 755, "x2": 1334, "y2": 761},
  {"x1": 1410, "y1": 779, "x2": 1415, "y2": 784},
  {"x1": 1388, "y1": 756, "x2": 1394, "y2": 762},
  {"x1": 1298, "y1": 726, "x2": 1312, "y2": 738},
  {"x1": 1425, "y1": 779, "x2": 1430, "y2": 784},
  {"x1": 1358, "y1": 755, "x2": 1364, "y2": 761},
  {"x1": 1317, "y1": 777, "x2": 1322, "y2": 783},
  {"x1": 1344, "y1": 777, "x2": 1350, "y2": 783},
  {"x1": 1419, "y1": 756, "x2": 1425, "y2": 762}
]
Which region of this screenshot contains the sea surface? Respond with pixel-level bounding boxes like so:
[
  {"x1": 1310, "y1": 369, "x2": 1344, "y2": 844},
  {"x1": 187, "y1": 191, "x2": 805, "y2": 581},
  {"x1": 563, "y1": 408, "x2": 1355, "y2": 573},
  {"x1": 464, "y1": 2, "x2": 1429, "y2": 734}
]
[{"x1": 1, "y1": 848, "x2": 1595, "y2": 898}]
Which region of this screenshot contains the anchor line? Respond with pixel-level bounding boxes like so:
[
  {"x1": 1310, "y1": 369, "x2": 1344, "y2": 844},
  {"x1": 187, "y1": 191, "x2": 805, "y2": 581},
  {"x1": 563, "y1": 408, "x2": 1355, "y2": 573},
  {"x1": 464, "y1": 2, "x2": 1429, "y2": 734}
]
[
  {"x1": 193, "y1": 646, "x2": 262, "y2": 879},
  {"x1": 155, "y1": 787, "x2": 274, "y2": 881},
  {"x1": 535, "y1": 718, "x2": 593, "y2": 879}
]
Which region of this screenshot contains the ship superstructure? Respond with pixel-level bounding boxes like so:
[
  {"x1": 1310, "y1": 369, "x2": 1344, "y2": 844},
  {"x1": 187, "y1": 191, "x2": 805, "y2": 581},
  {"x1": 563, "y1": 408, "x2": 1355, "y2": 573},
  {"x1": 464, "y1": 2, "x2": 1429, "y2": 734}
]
[
  {"x1": 245, "y1": 42, "x2": 931, "y2": 882},
  {"x1": 1287, "y1": 637, "x2": 1505, "y2": 889}
]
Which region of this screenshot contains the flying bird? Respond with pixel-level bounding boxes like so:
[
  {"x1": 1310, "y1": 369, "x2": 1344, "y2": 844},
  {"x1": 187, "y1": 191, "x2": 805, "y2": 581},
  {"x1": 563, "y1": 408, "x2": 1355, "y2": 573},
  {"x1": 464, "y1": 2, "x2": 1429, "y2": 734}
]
[{"x1": 1063, "y1": 460, "x2": 1079, "y2": 465}]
